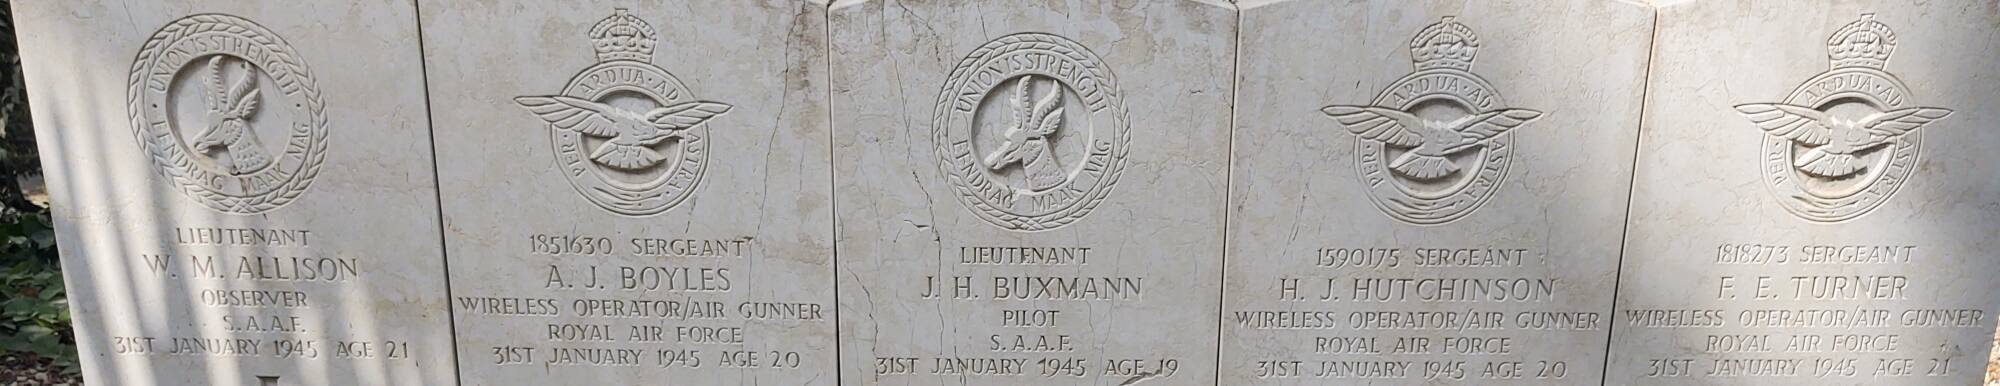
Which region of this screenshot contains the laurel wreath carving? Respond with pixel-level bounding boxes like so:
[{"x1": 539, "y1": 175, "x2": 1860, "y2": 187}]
[
  {"x1": 125, "y1": 14, "x2": 328, "y2": 214},
  {"x1": 932, "y1": 33, "x2": 1131, "y2": 231}
]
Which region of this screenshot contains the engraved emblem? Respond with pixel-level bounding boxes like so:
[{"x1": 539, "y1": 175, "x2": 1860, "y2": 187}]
[
  {"x1": 127, "y1": 14, "x2": 328, "y2": 214},
  {"x1": 933, "y1": 33, "x2": 1130, "y2": 231},
  {"x1": 1321, "y1": 17, "x2": 1543, "y2": 225},
  {"x1": 1734, "y1": 14, "x2": 1951, "y2": 223},
  {"x1": 516, "y1": 9, "x2": 732, "y2": 217}
]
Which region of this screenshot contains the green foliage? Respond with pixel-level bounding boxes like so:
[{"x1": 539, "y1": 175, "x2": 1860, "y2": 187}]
[
  {"x1": 0, "y1": 0, "x2": 38, "y2": 209},
  {"x1": 0, "y1": 0, "x2": 75, "y2": 376},
  {"x1": 0, "y1": 210, "x2": 71, "y2": 375}
]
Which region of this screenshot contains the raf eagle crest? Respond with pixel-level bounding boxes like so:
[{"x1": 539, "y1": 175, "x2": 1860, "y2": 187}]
[
  {"x1": 1319, "y1": 17, "x2": 1542, "y2": 225},
  {"x1": 1321, "y1": 106, "x2": 1540, "y2": 180},
  {"x1": 1733, "y1": 103, "x2": 1947, "y2": 178},
  {"x1": 514, "y1": 96, "x2": 730, "y2": 171},
  {"x1": 1733, "y1": 14, "x2": 1951, "y2": 222},
  {"x1": 515, "y1": 9, "x2": 732, "y2": 217}
]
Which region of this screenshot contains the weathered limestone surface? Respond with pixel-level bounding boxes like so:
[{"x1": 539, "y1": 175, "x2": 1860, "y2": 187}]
[
  {"x1": 1224, "y1": 0, "x2": 1653, "y2": 384},
  {"x1": 421, "y1": 1, "x2": 836, "y2": 384},
  {"x1": 19, "y1": 1, "x2": 2000, "y2": 385},
  {"x1": 829, "y1": 0, "x2": 1235, "y2": 384},
  {"x1": 1609, "y1": 1, "x2": 2000, "y2": 384},
  {"x1": 13, "y1": 1, "x2": 456, "y2": 385}
]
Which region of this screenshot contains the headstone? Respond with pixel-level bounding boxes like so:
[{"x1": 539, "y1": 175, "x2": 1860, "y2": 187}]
[
  {"x1": 420, "y1": 1, "x2": 835, "y2": 384},
  {"x1": 13, "y1": 1, "x2": 456, "y2": 385},
  {"x1": 1609, "y1": 3, "x2": 2000, "y2": 384},
  {"x1": 1223, "y1": 1, "x2": 1653, "y2": 384},
  {"x1": 828, "y1": 0, "x2": 1235, "y2": 384}
]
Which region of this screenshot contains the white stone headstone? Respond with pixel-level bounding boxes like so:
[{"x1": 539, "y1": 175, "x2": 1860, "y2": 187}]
[
  {"x1": 829, "y1": 0, "x2": 1235, "y2": 384},
  {"x1": 1223, "y1": 1, "x2": 1653, "y2": 384},
  {"x1": 1609, "y1": 2, "x2": 2000, "y2": 384},
  {"x1": 420, "y1": 1, "x2": 836, "y2": 384},
  {"x1": 13, "y1": 1, "x2": 456, "y2": 385}
]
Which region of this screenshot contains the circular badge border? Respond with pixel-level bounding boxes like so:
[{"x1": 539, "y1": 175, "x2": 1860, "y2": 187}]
[
  {"x1": 932, "y1": 32, "x2": 1131, "y2": 232},
  {"x1": 1766, "y1": 66, "x2": 1919, "y2": 223},
  {"x1": 552, "y1": 60, "x2": 710, "y2": 217},
  {"x1": 1356, "y1": 69, "x2": 1513, "y2": 226},
  {"x1": 126, "y1": 13, "x2": 328, "y2": 215}
]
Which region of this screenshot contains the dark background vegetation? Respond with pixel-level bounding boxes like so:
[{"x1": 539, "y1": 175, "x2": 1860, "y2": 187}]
[{"x1": 0, "y1": 0, "x2": 80, "y2": 384}]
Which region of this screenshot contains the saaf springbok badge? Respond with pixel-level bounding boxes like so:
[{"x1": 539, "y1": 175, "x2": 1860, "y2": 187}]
[
  {"x1": 932, "y1": 33, "x2": 1131, "y2": 231},
  {"x1": 1733, "y1": 14, "x2": 1951, "y2": 223},
  {"x1": 128, "y1": 14, "x2": 329, "y2": 214},
  {"x1": 515, "y1": 9, "x2": 732, "y2": 217},
  {"x1": 1321, "y1": 17, "x2": 1543, "y2": 225}
]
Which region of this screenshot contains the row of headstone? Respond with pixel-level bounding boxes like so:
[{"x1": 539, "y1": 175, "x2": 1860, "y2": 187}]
[{"x1": 13, "y1": 0, "x2": 1999, "y2": 385}]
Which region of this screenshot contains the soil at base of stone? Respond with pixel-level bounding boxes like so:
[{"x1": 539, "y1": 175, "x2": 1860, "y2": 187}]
[{"x1": 0, "y1": 353, "x2": 79, "y2": 385}]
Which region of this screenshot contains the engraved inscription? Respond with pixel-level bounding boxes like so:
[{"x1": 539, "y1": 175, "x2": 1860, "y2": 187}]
[
  {"x1": 1320, "y1": 17, "x2": 1543, "y2": 225},
  {"x1": 450, "y1": 8, "x2": 829, "y2": 378},
  {"x1": 1622, "y1": 243, "x2": 1979, "y2": 380},
  {"x1": 1232, "y1": 245, "x2": 1594, "y2": 382},
  {"x1": 515, "y1": 9, "x2": 733, "y2": 217},
  {"x1": 454, "y1": 234, "x2": 826, "y2": 371},
  {"x1": 127, "y1": 14, "x2": 329, "y2": 214},
  {"x1": 1229, "y1": 16, "x2": 1595, "y2": 383},
  {"x1": 874, "y1": 244, "x2": 1175, "y2": 381},
  {"x1": 1733, "y1": 14, "x2": 1951, "y2": 223},
  {"x1": 110, "y1": 227, "x2": 418, "y2": 364},
  {"x1": 934, "y1": 33, "x2": 1131, "y2": 231},
  {"x1": 1615, "y1": 14, "x2": 1982, "y2": 383}
]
